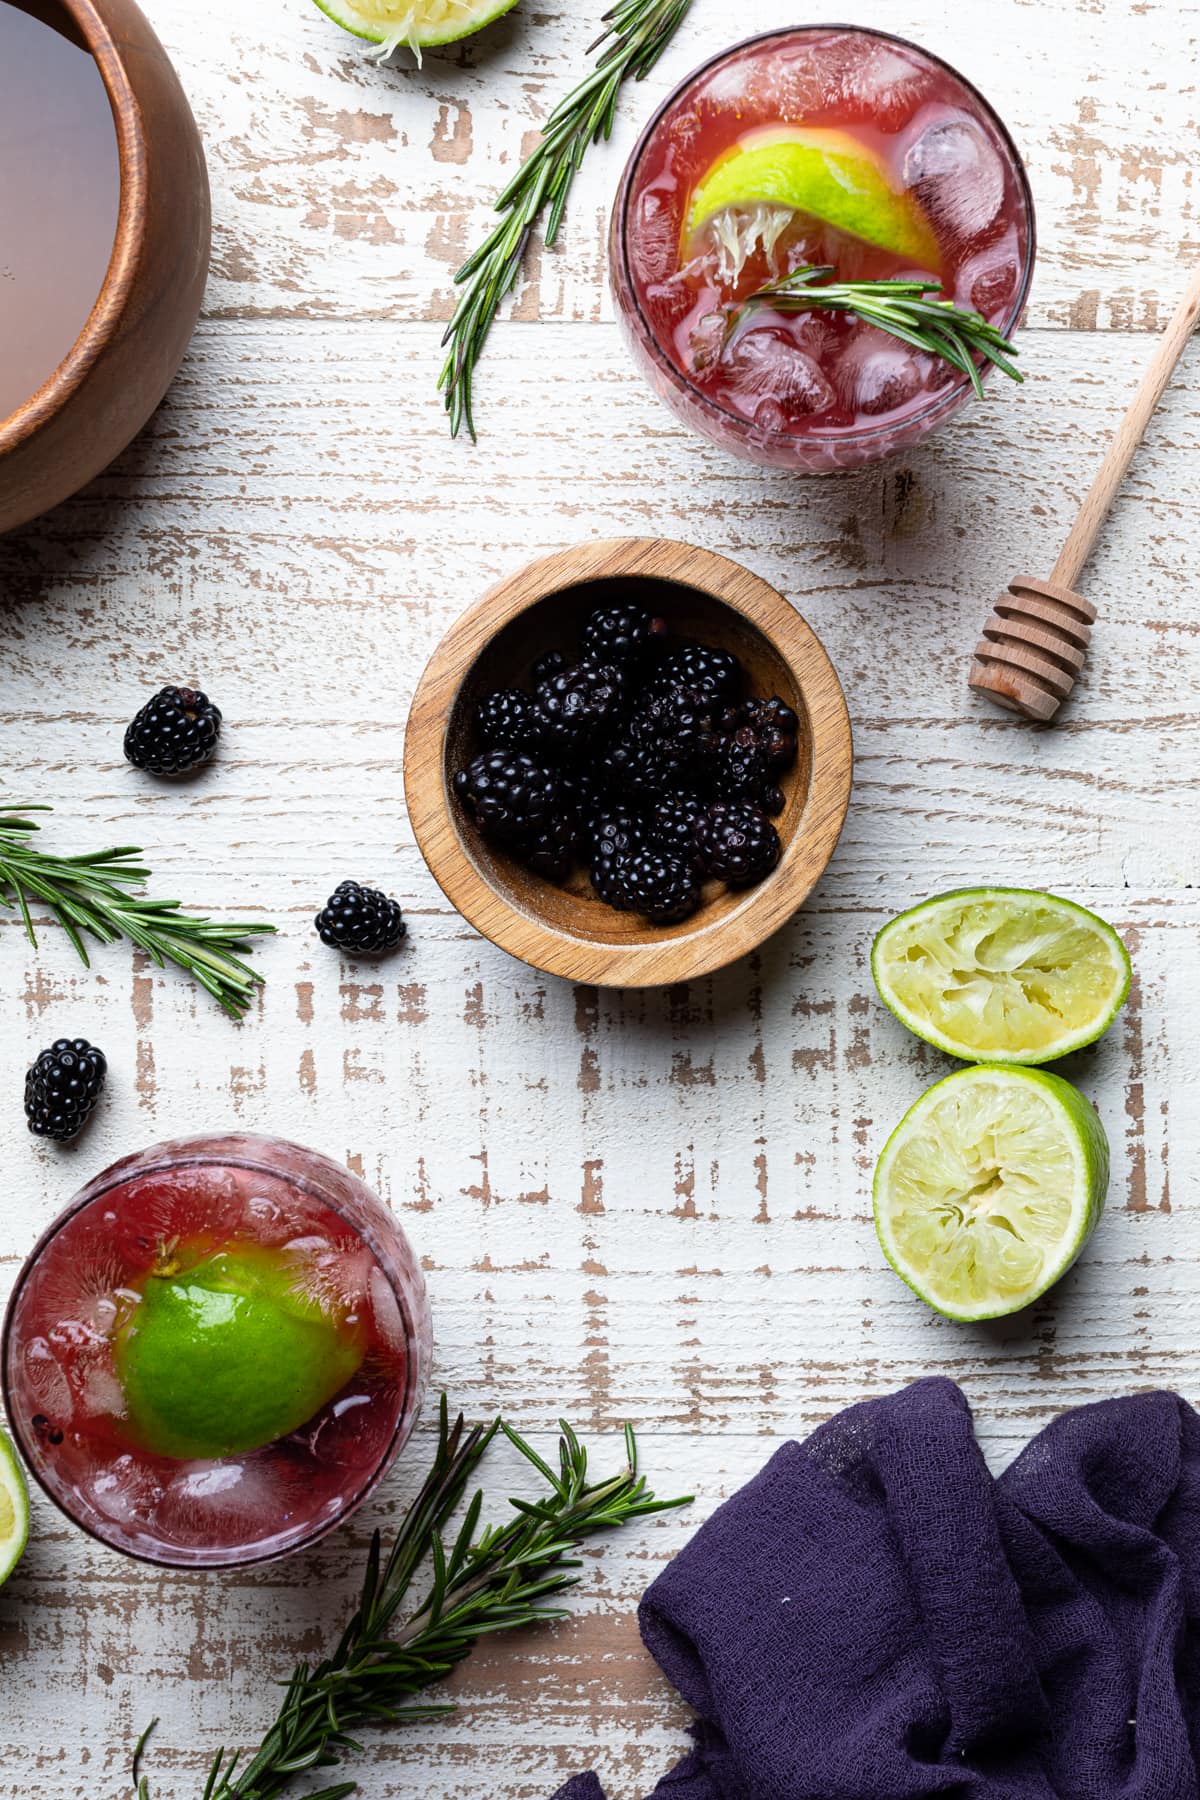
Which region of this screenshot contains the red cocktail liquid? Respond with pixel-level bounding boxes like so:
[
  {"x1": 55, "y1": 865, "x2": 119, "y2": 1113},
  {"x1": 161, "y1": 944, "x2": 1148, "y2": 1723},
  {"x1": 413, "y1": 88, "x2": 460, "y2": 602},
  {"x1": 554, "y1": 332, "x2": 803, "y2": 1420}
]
[
  {"x1": 3, "y1": 1136, "x2": 431, "y2": 1567},
  {"x1": 611, "y1": 27, "x2": 1035, "y2": 470}
]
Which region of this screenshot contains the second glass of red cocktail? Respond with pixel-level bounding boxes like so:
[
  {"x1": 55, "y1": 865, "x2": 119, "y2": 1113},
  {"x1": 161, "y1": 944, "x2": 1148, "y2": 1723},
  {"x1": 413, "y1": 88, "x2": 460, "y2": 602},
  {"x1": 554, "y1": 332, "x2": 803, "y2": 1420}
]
[
  {"x1": 611, "y1": 25, "x2": 1035, "y2": 471},
  {"x1": 2, "y1": 1135, "x2": 431, "y2": 1568}
]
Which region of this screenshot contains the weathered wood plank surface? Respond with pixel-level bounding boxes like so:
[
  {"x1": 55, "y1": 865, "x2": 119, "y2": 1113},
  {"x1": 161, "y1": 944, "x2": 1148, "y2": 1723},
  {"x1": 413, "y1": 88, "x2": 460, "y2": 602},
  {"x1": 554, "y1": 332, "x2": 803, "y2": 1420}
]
[{"x1": 0, "y1": 0, "x2": 1197, "y2": 1793}]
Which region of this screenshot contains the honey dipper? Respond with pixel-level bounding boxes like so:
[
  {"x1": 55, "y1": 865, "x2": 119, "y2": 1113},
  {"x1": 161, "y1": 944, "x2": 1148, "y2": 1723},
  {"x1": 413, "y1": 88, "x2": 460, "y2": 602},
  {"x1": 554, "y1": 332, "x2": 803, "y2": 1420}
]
[{"x1": 969, "y1": 268, "x2": 1200, "y2": 721}]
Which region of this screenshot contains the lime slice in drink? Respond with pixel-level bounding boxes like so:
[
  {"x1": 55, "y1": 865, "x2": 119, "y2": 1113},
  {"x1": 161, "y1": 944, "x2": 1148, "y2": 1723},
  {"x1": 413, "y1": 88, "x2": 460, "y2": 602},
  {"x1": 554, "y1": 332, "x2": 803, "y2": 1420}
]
[
  {"x1": 872, "y1": 888, "x2": 1131, "y2": 1065},
  {"x1": 115, "y1": 1245, "x2": 366, "y2": 1461},
  {"x1": 685, "y1": 127, "x2": 941, "y2": 270},
  {"x1": 0, "y1": 1430, "x2": 30, "y2": 1586},
  {"x1": 311, "y1": 0, "x2": 518, "y2": 54},
  {"x1": 874, "y1": 1065, "x2": 1109, "y2": 1322}
]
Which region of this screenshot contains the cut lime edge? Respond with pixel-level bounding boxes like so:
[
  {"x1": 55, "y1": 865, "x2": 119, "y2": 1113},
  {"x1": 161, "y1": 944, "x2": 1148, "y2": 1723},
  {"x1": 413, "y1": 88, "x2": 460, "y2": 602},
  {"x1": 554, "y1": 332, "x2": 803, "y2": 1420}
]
[
  {"x1": 872, "y1": 1064, "x2": 1109, "y2": 1324},
  {"x1": 871, "y1": 886, "x2": 1132, "y2": 1066},
  {"x1": 0, "y1": 1429, "x2": 30, "y2": 1586},
  {"x1": 311, "y1": 0, "x2": 519, "y2": 51}
]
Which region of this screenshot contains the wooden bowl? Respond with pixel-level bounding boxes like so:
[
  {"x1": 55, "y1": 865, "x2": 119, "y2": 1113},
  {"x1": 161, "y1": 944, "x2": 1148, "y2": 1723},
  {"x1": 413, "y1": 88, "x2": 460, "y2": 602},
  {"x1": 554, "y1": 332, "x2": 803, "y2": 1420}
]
[
  {"x1": 0, "y1": 0, "x2": 210, "y2": 535},
  {"x1": 405, "y1": 539, "x2": 853, "y2": 986}
]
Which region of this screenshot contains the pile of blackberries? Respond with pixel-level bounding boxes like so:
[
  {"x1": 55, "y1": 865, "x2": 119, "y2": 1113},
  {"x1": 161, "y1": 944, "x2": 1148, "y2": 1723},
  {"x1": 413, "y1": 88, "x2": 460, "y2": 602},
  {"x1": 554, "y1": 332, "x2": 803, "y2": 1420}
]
[{"x1": 453, "y1": 598, "x2": 799, "y2": 925}]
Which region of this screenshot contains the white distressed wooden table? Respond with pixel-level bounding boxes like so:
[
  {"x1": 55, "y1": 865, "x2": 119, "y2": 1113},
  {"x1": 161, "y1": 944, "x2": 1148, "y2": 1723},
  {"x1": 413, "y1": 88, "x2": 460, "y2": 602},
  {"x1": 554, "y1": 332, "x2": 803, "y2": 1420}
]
[{"x1": 0, "y1": 0, "x2": 1196, "y2": 1792}]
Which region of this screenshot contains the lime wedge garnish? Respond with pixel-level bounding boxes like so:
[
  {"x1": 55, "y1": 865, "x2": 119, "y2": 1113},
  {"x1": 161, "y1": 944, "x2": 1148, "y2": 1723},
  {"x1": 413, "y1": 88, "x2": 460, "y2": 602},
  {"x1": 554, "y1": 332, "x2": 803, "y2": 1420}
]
[
  {"x1": 311, "y1": 0, "x2": 518, "y2": 54},
  {"x1": 874, "y1": 1065, "x2": 1109, "y2": 1321},
  {"x1": 115, "y1": 1245, "x2": 366, "y2": 1461},
  {"x1": 872, "y1": 888, "x2": 1131, "y2": 1065},
  {"x1": 0, "y1": 1429, "x2": 30, "y2": 1586},
  {"x1": 685, "y1": 127, "x2": 941, "y2": 270}
]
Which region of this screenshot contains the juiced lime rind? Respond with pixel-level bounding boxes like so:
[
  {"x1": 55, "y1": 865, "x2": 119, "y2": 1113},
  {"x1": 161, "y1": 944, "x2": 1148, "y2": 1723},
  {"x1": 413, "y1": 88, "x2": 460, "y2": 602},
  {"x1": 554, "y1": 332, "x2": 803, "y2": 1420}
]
[
  {"x1": 312, "y1": 0, "x2": 519, "y2": 53},
  {"x1": 685, "y1": 127, "x2": 941, "y2": 270},
  {"x1": 0, "y1": 1429, "x2": 30, "y2": 1587},
  {"x1": 871, "y1": 887, "x2": 1132, "y2": 1066},
  {"x1": 873, "y1": 1065, "x2": 1109, "y2": 1323}
]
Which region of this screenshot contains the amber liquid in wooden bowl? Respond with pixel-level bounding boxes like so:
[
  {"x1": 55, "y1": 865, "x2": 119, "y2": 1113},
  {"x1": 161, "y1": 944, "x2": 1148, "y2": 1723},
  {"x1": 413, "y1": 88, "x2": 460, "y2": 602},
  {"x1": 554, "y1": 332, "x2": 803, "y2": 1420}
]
[{"x1": 0, "y1": 0, "x2": 120, "y2": 421}]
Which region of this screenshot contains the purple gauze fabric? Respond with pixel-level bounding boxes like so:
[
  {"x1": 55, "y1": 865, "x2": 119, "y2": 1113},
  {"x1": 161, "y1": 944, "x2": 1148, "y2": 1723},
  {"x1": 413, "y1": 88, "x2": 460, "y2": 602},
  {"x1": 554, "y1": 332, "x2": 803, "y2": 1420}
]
[{"x1": 552, "y1": 1378, "x2": 1200, "y2": 1800}]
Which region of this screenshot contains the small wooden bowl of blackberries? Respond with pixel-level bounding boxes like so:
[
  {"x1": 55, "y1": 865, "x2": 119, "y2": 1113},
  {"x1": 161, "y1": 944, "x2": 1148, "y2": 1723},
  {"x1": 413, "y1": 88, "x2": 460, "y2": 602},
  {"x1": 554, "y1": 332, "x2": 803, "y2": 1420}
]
[{"x1": 405, "y1": 538, "x2": 852, "y2": 986}]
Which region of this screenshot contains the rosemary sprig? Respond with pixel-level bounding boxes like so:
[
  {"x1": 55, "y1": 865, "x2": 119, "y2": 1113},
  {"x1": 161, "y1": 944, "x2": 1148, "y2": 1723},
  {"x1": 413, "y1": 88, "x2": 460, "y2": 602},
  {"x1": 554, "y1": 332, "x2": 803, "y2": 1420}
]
[
  {"x1": 724, "y1": 264, "x2": 1023, "y2": 396},
  {"x1": 0, "y1": 803, "x2": 274, "y2": 1018},
  {"x1": 136, "y1": 1399, "x2": 689, "y2": 1800},
  {"x1": 439, "y1": 0, "x2": 692, "y2": 439}
]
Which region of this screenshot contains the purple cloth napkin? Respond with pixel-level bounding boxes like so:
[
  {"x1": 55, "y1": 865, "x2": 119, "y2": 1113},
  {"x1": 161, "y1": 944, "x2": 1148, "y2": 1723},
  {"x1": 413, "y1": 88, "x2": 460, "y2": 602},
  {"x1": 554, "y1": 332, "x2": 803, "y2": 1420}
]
[{"x1": 553, "y1": 1377, "x2": 1200, "y2": 1799}]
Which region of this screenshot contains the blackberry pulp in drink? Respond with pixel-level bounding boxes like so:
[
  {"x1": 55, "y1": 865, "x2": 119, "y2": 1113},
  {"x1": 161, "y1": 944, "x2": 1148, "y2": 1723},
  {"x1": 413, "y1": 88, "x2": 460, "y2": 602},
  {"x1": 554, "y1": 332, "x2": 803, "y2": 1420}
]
[
  {"x1": 3, "y1": 1136, "x2": 431, "y2": 1567},
  {"x1": 611, "y1": 27, "x2": 1035, "y2": 470}
]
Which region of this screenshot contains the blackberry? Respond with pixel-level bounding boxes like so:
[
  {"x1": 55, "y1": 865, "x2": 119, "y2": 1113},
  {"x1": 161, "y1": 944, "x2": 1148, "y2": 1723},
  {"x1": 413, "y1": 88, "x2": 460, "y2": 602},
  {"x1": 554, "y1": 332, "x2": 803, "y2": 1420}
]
[
  {"x1": 649, "y1": 643, "x2": 741, "y2": 708},
  {"x1": 712, "y1": 727, "x2": 772, "y2": 803},
  {"x1": 695, "y1": 801, "x2": 782, "y2": 886},
  {"x1": 522, "y1": 811, "x2": 584, "y2": 884},
  {"x1": 646, "y1": 790, "x2": 706, "y2": 863},
  {"x1": 738, "y1": 696, "x2": 800, "y2": 772},
  {"x1": 581, "y1": 601, "x2": 668, "y2": 667},
  {"x1": 475, "y1": 688, "x2": 538, "y2": 750},
  {"x1": 533, "y1": 662, "x2": 623, "y2": 758},
  {"x1": 124, "y1": 685, "x2": 221, "y2": 776},
  {"x1": 560, "y1": 770, "x2": 609, "y2": 855},
  {"x1": 602, "y1": 686, "x2": 716, "y2": 797},
  {"x1": 620, "y1": 849, "x2": 701, "y2": 925},
  {"x1": 589, "y1": 808, "x2": 642, "y2": 908},
  {"x1": 531, "y1": 648, "x2": 566, "y2": 687},
  {"x1": 25, "y1": 1038, "x2": 107, "y2": 1141},
  {"x1": 453, "y1": 751, "x2": 561, "y2": 840},
  {"x1": 316, "y1": 881, "x2": 407, "y2": 955}
]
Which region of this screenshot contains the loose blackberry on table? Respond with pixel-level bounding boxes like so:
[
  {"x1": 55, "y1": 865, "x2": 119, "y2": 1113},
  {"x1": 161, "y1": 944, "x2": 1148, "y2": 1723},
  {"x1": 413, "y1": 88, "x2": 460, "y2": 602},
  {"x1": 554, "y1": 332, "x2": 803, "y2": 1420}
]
[
  {"x1": 124, "y1": 685, "x2": 221, "y2": 776},
  {"x1": 315, "y1": 882, "x2": 407, "y2": 956},
  {"x1": 451, "y1": 601, "x2": 798, "y2": 923},
  {"x1": 25, "y1": 1038, "x2": 107, "y2": 1142}
]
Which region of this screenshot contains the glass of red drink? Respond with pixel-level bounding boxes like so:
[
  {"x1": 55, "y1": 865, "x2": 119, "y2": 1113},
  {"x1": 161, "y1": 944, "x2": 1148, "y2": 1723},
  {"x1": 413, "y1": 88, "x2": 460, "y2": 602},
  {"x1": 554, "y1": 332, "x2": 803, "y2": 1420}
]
[
  {"x1": 611, "y1": 26, "x2": 1035, "y2": 471},
  {"x1": 2, "y1": 1135, "x2": 432, "y2": 1568}
]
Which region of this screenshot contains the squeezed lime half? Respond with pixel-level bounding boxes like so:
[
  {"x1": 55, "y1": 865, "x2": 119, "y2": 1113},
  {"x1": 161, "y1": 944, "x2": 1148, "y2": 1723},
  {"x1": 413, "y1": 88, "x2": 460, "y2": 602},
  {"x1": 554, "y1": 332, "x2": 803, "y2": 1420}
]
[
  {"x1": 685, "y1": 127, "x2": 941, "y2": 269},
  {"x1": 872, "y1": 887, "x2": 1131, "y2": 1065},
  {"x1": 0, "y1": 1430, "x2": 29, "y2": 1586},
  {"x1": 312, "y1": 0, "x2": 518, "y2": 54},
  {"x1": 114, "y1": 1245, "x2": 365, "y2": 1461},
  {"x1": 873, "y1": 1065, "x2": 1109, "y2": 1321}
]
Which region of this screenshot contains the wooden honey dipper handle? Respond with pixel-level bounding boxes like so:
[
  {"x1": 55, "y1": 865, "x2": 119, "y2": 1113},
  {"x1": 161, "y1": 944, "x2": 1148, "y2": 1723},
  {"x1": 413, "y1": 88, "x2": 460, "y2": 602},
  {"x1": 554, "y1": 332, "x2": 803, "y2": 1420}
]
[{"x1": 970, "y1": 268, "x2": 1200, "y2": 721}]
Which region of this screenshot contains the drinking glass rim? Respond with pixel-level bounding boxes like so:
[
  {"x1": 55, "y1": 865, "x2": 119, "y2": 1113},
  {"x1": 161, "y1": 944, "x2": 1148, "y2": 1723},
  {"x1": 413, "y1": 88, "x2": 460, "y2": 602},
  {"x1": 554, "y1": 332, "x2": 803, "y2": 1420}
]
[
  {"x1": 613, "y1": 21, "x2": 1038, "y2": 453},
  {"x1": 1, "y1": 1132, "x2": 425, "y2": 1570}
]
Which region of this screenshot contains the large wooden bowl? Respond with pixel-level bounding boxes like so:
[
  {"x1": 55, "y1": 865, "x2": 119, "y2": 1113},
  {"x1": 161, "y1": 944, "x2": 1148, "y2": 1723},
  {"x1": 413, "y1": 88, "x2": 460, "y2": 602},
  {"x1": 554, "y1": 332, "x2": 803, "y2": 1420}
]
[
  {"x1": 405, "y1": 539, "x2": 853, "y2": 986},
  {"x1": 0, "y1": 0, "x2": 210, "y2": 535}
]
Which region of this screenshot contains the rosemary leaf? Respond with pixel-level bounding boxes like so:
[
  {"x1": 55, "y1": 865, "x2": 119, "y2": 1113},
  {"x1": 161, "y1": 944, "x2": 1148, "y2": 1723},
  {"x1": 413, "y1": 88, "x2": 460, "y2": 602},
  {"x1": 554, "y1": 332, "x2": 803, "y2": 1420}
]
[
  {"x1": 0, "y1": 802, "x2": 274, "y2": 1018},
  {"x1": 439, "y1": 0, "x2": 692, "y2": 439},
  {"x1": 135, "y1": 1401, "x2": 689, "y2": 1799},
  {"x1": 722, "y1": 264, "x2": 1024, "y2": 397}
]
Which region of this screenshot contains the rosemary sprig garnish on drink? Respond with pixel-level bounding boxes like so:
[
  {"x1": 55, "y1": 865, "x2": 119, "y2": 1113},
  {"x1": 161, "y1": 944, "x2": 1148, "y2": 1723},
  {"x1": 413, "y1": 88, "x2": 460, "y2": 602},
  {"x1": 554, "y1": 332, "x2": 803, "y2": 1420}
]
[
  {"x1": 723, "y1": 264, "x2": 1023, "y2": 396},
  {"x1": 134, "y1": 1400, "x2": 690, "y2": 1800},
  {"x1": 439, "y1": 0, "x2": 692, "y2": 440},
  {"x1": 0, "y1": 803, "x2": 273, "y2": 1018}
]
